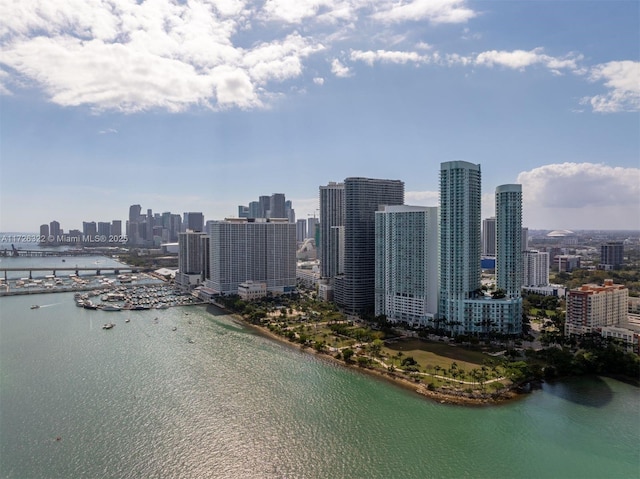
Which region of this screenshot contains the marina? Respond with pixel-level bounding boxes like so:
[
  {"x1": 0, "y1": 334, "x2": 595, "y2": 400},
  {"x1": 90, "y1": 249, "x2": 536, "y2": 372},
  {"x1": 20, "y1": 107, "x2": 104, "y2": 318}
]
[{"x1": 74, "y1": 283, "x2": 203, "y2": 311}]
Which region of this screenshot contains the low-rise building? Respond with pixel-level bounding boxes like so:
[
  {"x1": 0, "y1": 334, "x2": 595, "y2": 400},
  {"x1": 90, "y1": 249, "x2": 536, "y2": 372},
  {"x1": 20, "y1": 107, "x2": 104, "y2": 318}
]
[{"x1": 238, "y1": 281, "x2": 267, "y2": 301}]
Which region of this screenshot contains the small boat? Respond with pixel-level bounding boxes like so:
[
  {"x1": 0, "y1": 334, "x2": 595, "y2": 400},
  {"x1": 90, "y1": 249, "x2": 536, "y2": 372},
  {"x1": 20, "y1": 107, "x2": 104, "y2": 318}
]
[
  {"x1": 125, "y1": 318, "x2": 130, "y2": 323},
  {"x1": 30, "y1": 305, "x2": 40, "y2": 309},
  {"x1": 102, "y1": 323, "x2": 115, "y2": 330}
]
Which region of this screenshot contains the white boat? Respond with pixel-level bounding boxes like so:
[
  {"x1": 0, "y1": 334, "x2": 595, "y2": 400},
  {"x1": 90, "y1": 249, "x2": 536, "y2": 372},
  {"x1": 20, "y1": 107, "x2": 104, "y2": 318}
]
[
  {"x1": 102, "y1": 323, "x2": 115, "y2": 330},
  {"x1": 100, "y1": 304, "x2": 122, "y2": 312}
]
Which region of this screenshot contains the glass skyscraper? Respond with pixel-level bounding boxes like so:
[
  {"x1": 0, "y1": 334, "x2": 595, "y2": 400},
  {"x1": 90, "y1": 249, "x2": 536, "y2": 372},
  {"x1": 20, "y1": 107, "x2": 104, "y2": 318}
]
[{"x1": 334, "y1": 177, "x2": 404, "y2": 314}]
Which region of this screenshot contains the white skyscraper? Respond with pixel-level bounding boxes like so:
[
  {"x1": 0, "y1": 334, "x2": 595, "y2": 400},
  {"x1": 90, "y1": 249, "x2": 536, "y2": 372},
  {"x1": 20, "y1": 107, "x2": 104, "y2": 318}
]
[
  {"x1": 496, "y1": 184, "x2": 523, "y2": 299},
  {"x1": 375, "y1": 205, "x2": 439, "y2": 327},
  {"x1": 438, "y1": 163, "x2": 522, "y2": 336},
  {"x1": 438, "y1": 161, "x2": 482, "y2": 333},
  {"x1": 319, "y1": 182, "x2": 344, "y2": 279},
  {"x1": 523, "y1": 250, "x2": 550, "y2": 287},
  {"x1": 206, "y1": 218, "x2": 296, "y2": 295}
]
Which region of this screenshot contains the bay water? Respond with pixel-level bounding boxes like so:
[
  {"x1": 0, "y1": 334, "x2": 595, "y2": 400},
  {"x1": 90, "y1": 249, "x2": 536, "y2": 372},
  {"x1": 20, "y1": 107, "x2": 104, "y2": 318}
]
[{"x1": 1, "y1": 290, "x2": 638, "y2": 478}]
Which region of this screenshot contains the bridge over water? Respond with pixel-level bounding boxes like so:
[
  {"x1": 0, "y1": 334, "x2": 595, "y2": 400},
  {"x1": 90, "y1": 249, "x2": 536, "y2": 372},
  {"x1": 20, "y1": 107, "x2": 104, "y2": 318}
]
[
  {"x1": 0, "y1": 266, "x2": 140, "y2": 280},
  {"x1": 0, "y1": 249, "x2": 97, "y2": 257}
]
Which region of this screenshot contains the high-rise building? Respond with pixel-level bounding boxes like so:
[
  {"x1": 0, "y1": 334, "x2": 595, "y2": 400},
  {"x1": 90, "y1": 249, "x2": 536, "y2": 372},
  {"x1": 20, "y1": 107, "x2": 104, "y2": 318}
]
[
  {"x1": 285, "y1": 200, "x2": 295, "y2": 223},
  {"x1": 523, "y1": 250, "x2": 550, "y2": 287},
  {"x1": 40, "y1": 224, "x2": 49, "y2": 243},
  {"x1": 375, "y1": 205, "x2": 439, "y2": 327},
  {"x1": 176, "y1": 231, "x2": 209, "y2": 289},
  {"x1": 238, "y1": 206, "x2": 250, "y2": 218},
  {"x1": 97, "y1": 221, "x2": 111, "y2": 237},
  {"x1": 496, "y1": 184, "x2": 523, "y2": 299},
  {"x1": 49, "y1": 220, "x2": 61, "y2": 239},
  {"x1": 600, "y1": 241, "x2": 624, "y2": 270},
  {"x1": 319, "y1": 182, "x2": 344, "y2": 279},
  {"x1": 269, "y1": 193, "x2": 286, "y2": 219},
  {"x1": 521, "y1": 227, "x2": 529, "y2": 253},
  {"x1": 565, "y1": 279, "x2": 628, "y2": 336},
  {"x1": 111, "y1": 220, "x2": 122, "y2": 236},
  {"x1": 296, "y1": 219, "x2": 307, "y2": 243},
  {"x1": 206, "y1": 218, "x2": 296, "y2": 295},
  {"x1": 183, "y1": 212, "x2": 204, "y2": 232},
  {"x1": 438, "y1": 161, "x2": 482, "y2": 333},
  {"x1": 258, "y1": 196, "x2": 270, "y2": 218},
  {"x1": 128, "y1": 205, "x2": 142, "y2": 245},
  {"x1": 83, "y1": 221, "x2": 97, "y2": 236},
  {"x1": 334, "y1": 177, "x2": 404, "y2": 314},
  {"x1": 482, "y1": 217, "x2": 496, "y2": 257}
]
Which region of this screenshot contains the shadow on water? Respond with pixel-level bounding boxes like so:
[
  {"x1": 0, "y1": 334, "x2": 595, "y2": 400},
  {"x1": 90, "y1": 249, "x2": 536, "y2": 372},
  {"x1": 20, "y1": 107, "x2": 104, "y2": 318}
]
[
  {"x1": 543, "y1": 375, "x2": 614, "y2": 408},
  {"x1": 206, "y1": 304, "x2": 229, "y2": 317}
]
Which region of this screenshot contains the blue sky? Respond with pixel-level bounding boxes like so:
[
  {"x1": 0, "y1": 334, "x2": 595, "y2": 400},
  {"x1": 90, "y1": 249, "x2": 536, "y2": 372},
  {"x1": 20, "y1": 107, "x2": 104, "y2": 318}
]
[{"x1": 1, "y1": 0, "x2": 638, "y2": 232}]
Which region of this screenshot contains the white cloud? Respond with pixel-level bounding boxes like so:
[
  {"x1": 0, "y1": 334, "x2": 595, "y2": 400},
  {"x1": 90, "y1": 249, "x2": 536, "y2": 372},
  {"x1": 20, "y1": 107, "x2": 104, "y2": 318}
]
[
  {"x1": 0, "y1": 0, "x2": 632, "y2": 115},
  {"x1": 583, "y1": 61, "x2": 640, "y2": 113},
  {"x1": 350, "y1": 49, "x2": 428, "y2": 66},
  {"x1": 313, "y1": 77, "x2": 325, "y2": 85},
  {"x1": 371, "y1": 0, "x2": 475, "y2": 25},
  {"x1": 331, "y1": 58, "x2": 351, "y2": 77},
  {"x1": 475, "y1": 47, "x2": 582, "y2": 74},
  {"x1": 517, "y1": 163, "x2": 640, "y2": 229}
]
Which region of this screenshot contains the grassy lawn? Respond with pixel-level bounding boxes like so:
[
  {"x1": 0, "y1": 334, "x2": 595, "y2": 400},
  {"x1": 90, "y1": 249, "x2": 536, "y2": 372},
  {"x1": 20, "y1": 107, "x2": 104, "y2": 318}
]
[{"x1": 382, "y1": 338, "x2": 493, "y2": 371}]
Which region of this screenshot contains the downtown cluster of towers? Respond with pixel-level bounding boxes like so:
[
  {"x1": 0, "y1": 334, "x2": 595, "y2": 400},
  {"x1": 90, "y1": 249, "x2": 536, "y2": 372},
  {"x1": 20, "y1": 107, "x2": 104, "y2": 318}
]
[
  {"x1": 183, "y1": 160, "x2": 524, "y2": 337},
  {"x1": 319, "y1": 161, "x2": 523, "y2": 336}
]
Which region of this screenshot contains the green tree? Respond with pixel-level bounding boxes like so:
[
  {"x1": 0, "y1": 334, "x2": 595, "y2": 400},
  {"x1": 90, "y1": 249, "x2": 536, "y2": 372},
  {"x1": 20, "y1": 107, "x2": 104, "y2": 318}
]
[{"x1": 342, "y1": 348, "x2": 355, "y2": 363}]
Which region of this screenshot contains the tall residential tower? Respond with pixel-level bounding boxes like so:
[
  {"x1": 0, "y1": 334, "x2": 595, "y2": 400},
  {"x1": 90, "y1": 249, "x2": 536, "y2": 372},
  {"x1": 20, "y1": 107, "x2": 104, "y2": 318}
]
[
  {"x1": 334, "y1": 177, "x2": 404, "y2": 314},
  {"x1": 438, "y1": 161, "x2": 482, "y2": 333}
]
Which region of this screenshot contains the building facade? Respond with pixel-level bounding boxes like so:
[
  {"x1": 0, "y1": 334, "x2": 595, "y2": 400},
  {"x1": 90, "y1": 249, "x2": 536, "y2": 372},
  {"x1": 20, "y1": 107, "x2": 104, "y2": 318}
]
[
  {"x1": 206, "y1": 218, "x2": 296, "y2": 295},
  {"x1": 565, "y1": 279, "x2": 628, "y2": 336},
  {"x1": 319, "y1": 182, "x2": 344, "y2": 279},
  {"x1": 374, "y1": 205, "x2": 439, "y2": 327},
  {"x1": 496, "y1": 184, "x2": 523, "y2": 299},
  {"x1": 334, "y1": 177, "x2": 404, "y2": 314},
  {"x1": 523, "y1": 250, "x2": 550, "y2": 287},
  {"x1": 482, "y1": 217, "x2": 496, "y2": 257},
  {"x1": 438, "y1": 161, "x2": 482, "y2": 334},
  {"x1": 176, "y1": 231, "x2": 209, "y2": 288},
  {"x1": 600, "y1": 241, "x2": 624, "y2": 270}
]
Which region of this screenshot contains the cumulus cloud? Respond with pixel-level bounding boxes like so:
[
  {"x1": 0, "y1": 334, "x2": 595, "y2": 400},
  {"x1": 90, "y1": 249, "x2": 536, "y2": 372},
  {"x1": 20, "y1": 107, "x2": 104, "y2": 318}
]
[
  {"x1": 350, "y1": 49, "x2": 428, "y2": 66},
  {"x1": 474, "y1": 47, "x2": 582, "y2": 74},
  {"x1": 0, "y1": 0, "x2": 633, "y2": 114},
  {"x1": 582, "y1": 61, "x2": 640, "y2": 113},
  {"x1": 331, "y1": 58, "x2": 351, "y2": 77},
  {"x1": 517, "y1": 163, "x2": 640, "y2": 229},
  {"x1": 371, "y1": 0, "x2": 475, "y2": 24}
]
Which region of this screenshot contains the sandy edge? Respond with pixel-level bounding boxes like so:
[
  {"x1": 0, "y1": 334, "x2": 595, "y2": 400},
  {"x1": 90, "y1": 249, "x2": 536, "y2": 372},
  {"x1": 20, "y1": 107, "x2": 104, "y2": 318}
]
[{"x1": 212, "y1": 304, "x2": 523, "y2": 407}]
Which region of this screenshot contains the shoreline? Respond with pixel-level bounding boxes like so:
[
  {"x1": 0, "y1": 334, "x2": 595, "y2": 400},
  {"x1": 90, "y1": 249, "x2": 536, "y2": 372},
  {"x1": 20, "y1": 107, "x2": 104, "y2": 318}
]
[{"x1": 208, "y1": 303, "x2": 523, "y2": 407}]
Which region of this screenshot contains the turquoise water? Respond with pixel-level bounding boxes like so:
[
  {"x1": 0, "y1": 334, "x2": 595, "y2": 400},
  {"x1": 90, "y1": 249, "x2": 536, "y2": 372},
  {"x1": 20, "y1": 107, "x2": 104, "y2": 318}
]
[{"x1": 1, "y1": 291, "x2": 638, "y2": 479}]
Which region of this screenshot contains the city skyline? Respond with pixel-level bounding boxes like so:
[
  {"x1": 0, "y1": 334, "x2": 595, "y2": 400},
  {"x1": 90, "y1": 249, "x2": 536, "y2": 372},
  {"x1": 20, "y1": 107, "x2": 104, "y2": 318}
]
[{"x1": 1, "y1": 1, "x2": 638, "y2": 232}]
